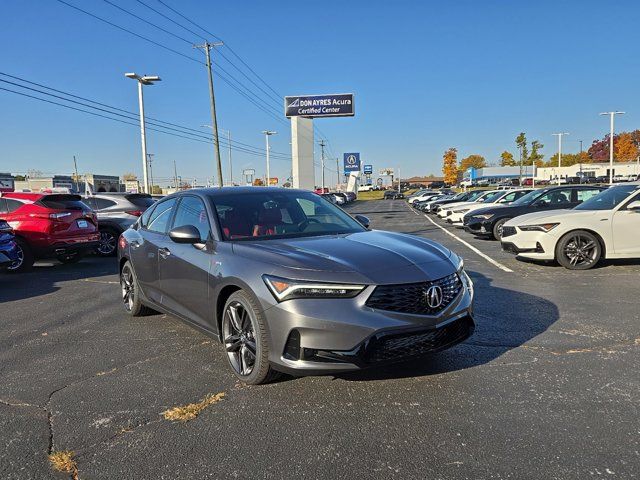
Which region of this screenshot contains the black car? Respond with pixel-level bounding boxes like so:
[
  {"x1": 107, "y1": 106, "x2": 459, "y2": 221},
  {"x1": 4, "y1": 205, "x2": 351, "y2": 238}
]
[
  {"x1": 463, "y1": 185, "x2": 607, "y2": 240},
  {"x1": 383, "y1": 190, "x2": 404, "y2": 199}
]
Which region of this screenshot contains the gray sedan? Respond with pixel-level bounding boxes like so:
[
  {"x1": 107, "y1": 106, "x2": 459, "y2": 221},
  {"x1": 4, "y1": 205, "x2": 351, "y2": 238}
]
[{"x1": 118, "y1": 188, "x2": 474, "y2": 384}]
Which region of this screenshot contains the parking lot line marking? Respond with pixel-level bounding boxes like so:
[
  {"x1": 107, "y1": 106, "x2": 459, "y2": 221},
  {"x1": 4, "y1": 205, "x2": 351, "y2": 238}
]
[{"x1": 421, "y1": 213, "x2": 514, "y2": 273}]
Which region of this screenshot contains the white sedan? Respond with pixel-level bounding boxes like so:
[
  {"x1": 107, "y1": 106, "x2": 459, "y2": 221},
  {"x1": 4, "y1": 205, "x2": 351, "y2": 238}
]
[
  {"x1": 500, "y1": 183, "x2": 640, "y2": 269},
  {"x1": 445, "y1": 189, "x2": 532, "y2": 225},
  {"x1": 437, "y1": 190, "x2": 498, "y2": 219}
]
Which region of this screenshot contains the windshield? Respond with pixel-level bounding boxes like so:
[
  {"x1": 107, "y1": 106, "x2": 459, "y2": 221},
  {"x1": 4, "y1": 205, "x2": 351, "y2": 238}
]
[
  {"x1": 511, "y1": 189, "x2": 548, "y2": 206},
  {"x1": 574, "y1": 185, "x2": 638, "y2": 211},
  {"x1": 211, "y1": 191, "x2": 366, "y2": 241},
  {"x1": 466, "y1": 190, "x2": 489, "y2": 201},
  {"x1": 479, "y1": 191, "x2": 503, "y2": 203}
]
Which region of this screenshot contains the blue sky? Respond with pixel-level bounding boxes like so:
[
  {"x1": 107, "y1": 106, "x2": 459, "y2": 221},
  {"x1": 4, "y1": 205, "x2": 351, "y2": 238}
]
[{"x1": 1, "y1": 0, "x2": 639, "y2": 185}]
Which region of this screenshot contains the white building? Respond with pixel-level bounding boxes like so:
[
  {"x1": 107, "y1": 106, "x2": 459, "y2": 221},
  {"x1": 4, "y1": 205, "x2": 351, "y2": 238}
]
[{"x1": 536, "y1": 161, "x2": 640, "y2": 181}]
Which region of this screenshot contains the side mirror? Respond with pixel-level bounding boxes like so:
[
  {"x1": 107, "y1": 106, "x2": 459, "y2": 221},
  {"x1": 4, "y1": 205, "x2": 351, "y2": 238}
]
[
  {"x1": 627, "y1": 200, "x2": 640, "y2": 211},
  {"x1": 169, "y1": 225, "x2": 202, "y2": 244},
  {"x1": 354, "y1": 214, "x2": 370, "y2": 229}
]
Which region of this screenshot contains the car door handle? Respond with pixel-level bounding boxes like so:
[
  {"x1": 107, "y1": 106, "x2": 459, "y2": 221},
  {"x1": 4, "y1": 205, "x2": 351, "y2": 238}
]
[{"x1": 158, "y1": 247, "x2": 171, "y2": 259}]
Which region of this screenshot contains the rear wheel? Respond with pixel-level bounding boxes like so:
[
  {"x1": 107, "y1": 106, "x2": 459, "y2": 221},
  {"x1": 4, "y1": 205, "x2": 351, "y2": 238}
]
[
  {"x1": 120, "y1": 261, "x2": 153, "y2": 316},
  {"x1": 96, "y1": 228, "x2": 119, "y2": 257},
  {"x1": 556, "y1": 230, "x2": 601, "y2": 270},
  {"x1": 221, "y1": 290, "x2": 280, "y2": 385},
  {"x1": 7, "y1": 238, "x2": 34, "y2": 273}
]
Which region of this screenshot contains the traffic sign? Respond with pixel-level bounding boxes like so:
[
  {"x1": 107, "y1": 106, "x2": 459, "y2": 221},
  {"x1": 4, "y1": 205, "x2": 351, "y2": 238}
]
[
  {"x1": 285, "y1": 94, "x2": 355, "y2": 118},
  {"x1": 343, "y1": 153, "x2": 361, "y2": 172}
]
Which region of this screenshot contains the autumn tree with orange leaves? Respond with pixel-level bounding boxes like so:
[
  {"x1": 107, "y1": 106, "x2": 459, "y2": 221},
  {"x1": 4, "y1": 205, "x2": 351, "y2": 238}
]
[{"x1": 442, "y1": 148, "x2": 458, "y2": 185}]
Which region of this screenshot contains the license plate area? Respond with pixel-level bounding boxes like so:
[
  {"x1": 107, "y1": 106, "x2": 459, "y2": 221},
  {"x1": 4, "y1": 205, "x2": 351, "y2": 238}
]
[{"x1": 77, "y1": 220, "x2": 88, "y2": 228}]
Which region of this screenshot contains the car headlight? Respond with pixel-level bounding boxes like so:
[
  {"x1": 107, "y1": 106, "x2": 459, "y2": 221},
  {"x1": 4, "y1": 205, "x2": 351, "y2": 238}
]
[
  {"x1": 518, "y1": 223, "x2": 559, "y2": 233},
  {"x1": 472, "y1": 213, "x2": 494, "y2": 220},
  {"x1": 263, "y1": 275, "x2": 366, "y2": 302}
]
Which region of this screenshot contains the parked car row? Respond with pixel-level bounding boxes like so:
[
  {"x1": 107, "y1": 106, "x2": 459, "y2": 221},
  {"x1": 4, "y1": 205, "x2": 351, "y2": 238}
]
[
  {"x1": 321, "y1": 191, "x2": 356, "y2": 205},
  {"x1": 0, "y1": 192, "x2": 156, "y2": 272},
  {"x1": 411, "y1": 183, "x2": 640, "y2": 270}
]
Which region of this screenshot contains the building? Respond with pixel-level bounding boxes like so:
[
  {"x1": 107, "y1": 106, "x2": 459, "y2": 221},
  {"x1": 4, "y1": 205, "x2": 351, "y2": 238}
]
[
  {"x1": 403, "y1": 176, "x2": 446, "y2": 187},
  {"x1": 14, "y1": 175, "x2": 75, "y2": 192},
  {"x1": 463, "y1": 166, "x2": 535, "y2": 186},
  {"x1": 536, "y1": 161, "x2": 640, "y2": 181},
  {"x1": 84, "y1": 174, "x2": 121, "y2": 193},
  {"x1": 0, "y1": 173, "x2": 14, "y2": 192}
]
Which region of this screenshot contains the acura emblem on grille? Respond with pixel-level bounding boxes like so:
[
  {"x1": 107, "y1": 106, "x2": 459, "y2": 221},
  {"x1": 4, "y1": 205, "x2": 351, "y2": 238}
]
[{"x1": 425, "y1": 285, "x2": 444, "y2": 308}]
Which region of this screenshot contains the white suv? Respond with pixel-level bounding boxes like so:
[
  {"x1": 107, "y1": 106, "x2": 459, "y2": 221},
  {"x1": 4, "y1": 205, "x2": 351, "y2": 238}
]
[{"x1": 501, "y1": 183, "x2": 640, "y2": 269}]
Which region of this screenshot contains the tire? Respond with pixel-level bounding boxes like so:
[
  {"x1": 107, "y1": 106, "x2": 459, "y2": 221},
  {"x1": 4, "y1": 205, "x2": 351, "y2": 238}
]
[
  {"x1": 96, "y1": 227, "x2": 119, "y2": 257},
  {"x1": 57, "y1": 254, "x2": 82, "y2": 264},
  {"x1": 7, "y1": 238, "x2": 35, "y2": 273},
  {"x1": 555, "y1": 230, "x2": 602, "y2": 270},
  {"x1": 492, "y1": 218, "x2": 510, "y2": 241},
  {"x1": 221, "y1": 290, "x2": 280, "y2": 385},
  {"x1": 120, "y1": 261, "x2": 154, "y2": 316}
]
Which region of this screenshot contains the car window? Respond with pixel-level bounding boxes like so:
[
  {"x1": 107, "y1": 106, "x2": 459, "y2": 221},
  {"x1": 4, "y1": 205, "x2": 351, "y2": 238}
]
[
  {"x1": 93, "y1": 197, "x2": 117, "y2": 210},
  {"x1": 171, "y1": 196, "x2": 211, "y2": 241},
  {"x1": 146, "y1": 197, "x2": 176, "y2": 234},
  {"x1": 576, "y1": 189, "x2": 603, "y2": 203},
  {"x1": 139, "y1": 203, "x2": 156, "y2": 228},
  {"x1": 575, "y1": 185, "x2": 638, "y2": 211},
  {"x1": 0, "y1": 198, "x2": 6, "y2": 214},
  {"x1": 5, "y1": 199, "x2": 22, "y2": 212},
  {"x1": 534, "y1": 189, "x2": 572, "y2": 206}
]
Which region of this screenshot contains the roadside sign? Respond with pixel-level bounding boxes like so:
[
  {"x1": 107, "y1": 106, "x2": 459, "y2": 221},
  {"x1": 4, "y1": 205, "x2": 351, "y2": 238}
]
[
  {"x1": 285, "y1": 94, "x2": 355, "y2": 118},
  {"x1": 379, "y1": 168, "x2": 394, "y2": 176},
  {"x1": 268, "y1": 177, "x2": 278, "y2": 186},
  {"x1": 363, "y1": 164, "x2": 373, "y2": 175},
  {"x1": 242, "y1": 169, "x2": 255, "y2": 176},
  {"x1": 376, "y1": 178, "x2": 383, "y2": 186},
  {"x1": 343, "y1": 153, "x2": 361, "y2": 172}
]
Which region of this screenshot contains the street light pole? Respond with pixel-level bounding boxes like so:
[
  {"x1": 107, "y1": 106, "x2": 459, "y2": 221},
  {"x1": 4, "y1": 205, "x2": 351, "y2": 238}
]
[
  {"x1": 262, "y1": 131, "x2": 277, "y2": 186},
  {"x1": 599, "y1": 111, "x2": 625, "y2": 185},
  {"x1": 125, "y1": 73, "x2": 161, "y2": 194},
  {"x1": 552, "y1": 132, "x2": 569, "y2": 183},
  {"x1": 318, "y1": 140, "x2": 326, "y2": 191}
]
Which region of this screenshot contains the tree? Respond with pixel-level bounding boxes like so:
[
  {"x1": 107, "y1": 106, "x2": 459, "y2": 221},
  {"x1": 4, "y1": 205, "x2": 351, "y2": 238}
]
[
  {"x1": 122, "y1": 172, "x2": 137, "y2": 181},
  {"x1": 615, "y1": 132, "x2": 638, "y2": 161},
  {"x1": 500, "y1": 151, "x2": 516, "y2": 166},
  {"x1": 253, "y1": 178, "x2": 264, "y2": 186},
  {"x1": 459, "y1": 154, "x2": 486, "y2": 172},
  {"x1": 588, "y1": 136, "x2": 610, "y2": 161},
  {"x1": 14, "y1": 175, "x2": 26, "y2": 181},
  {"x1": 528, "y1": 140, "x2": 545, "y2": 166},
  {"x1": 151, "y1": 185, "x2": 163, "y2": 194},
  {"x1": 442, "y1": 148, "x2": 458, "y2": 185},
  {"x1": 516, "y1": 133, "x2": 528, "y2": 163}
]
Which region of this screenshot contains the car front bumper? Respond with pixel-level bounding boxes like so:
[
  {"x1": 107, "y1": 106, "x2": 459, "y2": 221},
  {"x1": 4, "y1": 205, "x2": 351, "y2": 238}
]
[
  {"x1": 463, "y1": 217, "x2": 494, "y2": 236},
  {"x1": 262, "y1": 273, "x2": 475, "y2": 374},
  {"x1": 500, "y1": 229, "x2": 557, "y2": 260}
]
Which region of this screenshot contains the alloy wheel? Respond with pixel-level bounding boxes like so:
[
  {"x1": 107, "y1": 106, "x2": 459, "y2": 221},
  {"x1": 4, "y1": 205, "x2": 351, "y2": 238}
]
[
  {"x1": 98, "y1": 231, "x2": 117, "y2": 255},
  {"x1": 222, "y1": 301, "x2": 257, "y2": 377},
  {"x1": 121, "y1": 265, "x2": 135, "y2": 311},
  {"x1": 564, "y1": 234, "x2": 598, "y2": 267},
  {"x1": 7, "y1": 244, "x2": 24, "y2": 271}
]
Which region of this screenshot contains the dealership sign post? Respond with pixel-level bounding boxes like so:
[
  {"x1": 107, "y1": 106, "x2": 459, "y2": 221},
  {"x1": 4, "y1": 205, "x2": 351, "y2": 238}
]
[
  {"x1": 344, "y1": 153, "x2": 361, "y2": 173},
  {"x1": 286, "y1": 94, "x2": 355, "y2": 191}
]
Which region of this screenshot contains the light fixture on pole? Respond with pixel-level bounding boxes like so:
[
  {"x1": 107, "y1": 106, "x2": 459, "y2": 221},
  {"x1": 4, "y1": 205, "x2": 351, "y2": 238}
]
[
  {"x1": 552, "y1": 132, "x2": 570, "y2": 183},
  {"x1": 125, "y1": 72, "x2": 161, "y2": 194},
  {"x1": 599, "y1": 111, "x2": 625, "y2": 185},
  {"x1": 262, "y1": 131, "x2": 277, "y2": 186}
]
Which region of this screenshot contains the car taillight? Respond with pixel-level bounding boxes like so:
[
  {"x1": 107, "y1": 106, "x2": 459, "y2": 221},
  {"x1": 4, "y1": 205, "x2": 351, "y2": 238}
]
[
  {"x1": 125, "y1": 210, "x2": 143, "y2": 217},
  {"x1": 29, "y1": 212, "x2": 72, "y2": 220}
]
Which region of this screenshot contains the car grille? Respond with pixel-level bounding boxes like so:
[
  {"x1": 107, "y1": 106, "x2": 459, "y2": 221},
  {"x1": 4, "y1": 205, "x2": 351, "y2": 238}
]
[
  {"x1": 502, "y1": 226, "x2": 517, "y2": 238},
  {"x1": 365, "y1": 273, "x2": 462, "y2": 316},
  {"x1": 363, "y1": 317, "x2": 473, "y2": 363}
]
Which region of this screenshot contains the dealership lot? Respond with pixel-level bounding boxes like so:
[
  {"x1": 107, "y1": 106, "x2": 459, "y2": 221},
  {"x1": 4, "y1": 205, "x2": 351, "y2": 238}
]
[{"x1": 1, "y1": 199, "x2": 638, "y2": 479}]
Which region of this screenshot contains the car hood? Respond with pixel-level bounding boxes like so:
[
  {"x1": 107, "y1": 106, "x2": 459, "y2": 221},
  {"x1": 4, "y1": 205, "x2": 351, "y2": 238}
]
[
  {"x1": 232, "y1": 230, "x2": 459, "y2": 284},
  {"x1": 505, "y1": 209, "x2": 599, "y2": 226}
]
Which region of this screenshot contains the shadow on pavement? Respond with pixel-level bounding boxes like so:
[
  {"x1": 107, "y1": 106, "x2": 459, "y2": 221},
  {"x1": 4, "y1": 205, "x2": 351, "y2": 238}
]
[
  {"x1": 0, "y1": 257, "x2": 118, "y2": 303},
  {"x1": 335, "y1": 271, "x2": 559, "y2": 382}
]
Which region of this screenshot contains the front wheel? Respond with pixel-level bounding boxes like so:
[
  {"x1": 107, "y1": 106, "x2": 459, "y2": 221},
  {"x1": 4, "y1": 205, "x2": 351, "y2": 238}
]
[
  {"x1": 6, "y1": 238, "x2": 34, "y2": 273},
  {"x1": 221, "y1": 290, "x2": 280, "y2": 385},
  {"x1": 555, "y1": 230, "x2": 602, "y2": 270},
  {"x1": 492, "y1": 218, "x2": 510, "y2": 240}
]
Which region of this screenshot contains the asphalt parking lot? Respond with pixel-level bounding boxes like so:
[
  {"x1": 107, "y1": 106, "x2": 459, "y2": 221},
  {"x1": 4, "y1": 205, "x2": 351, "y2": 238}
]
[{"x1": 1, "y1": 199, "x2": 638, "y2": 479}]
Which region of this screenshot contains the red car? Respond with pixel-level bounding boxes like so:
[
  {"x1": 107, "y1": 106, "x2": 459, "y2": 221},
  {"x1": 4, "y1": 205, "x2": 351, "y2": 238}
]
[{"x1": 0, "y1": 192, "x2": 99, "y2": 272}]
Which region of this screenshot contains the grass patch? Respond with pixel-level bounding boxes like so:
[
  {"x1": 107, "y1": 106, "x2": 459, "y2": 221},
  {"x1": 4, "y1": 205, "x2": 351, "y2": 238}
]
[
  {"x1": 49, "y1": 451, "x2": 78, "y2": 480},
  {"x1": 161, "y1": 392, "x2": 225, "y2": 422},
  {"x1": 356, "y1": 190, "x2": 385, "y2": 200}
]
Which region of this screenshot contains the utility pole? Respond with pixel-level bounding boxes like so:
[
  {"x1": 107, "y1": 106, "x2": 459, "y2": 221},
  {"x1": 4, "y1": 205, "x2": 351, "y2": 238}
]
[
  {"x1": 336, "y1": 157, "x2": 340, "y2": 191},
  {"x1": 125, "y1": 73, "x2": 161, "y2": 194},
  {"x1": 227, "y1": 130, "x2": 233, "y2": 186},
  {"x1": 318, "y1": 140, "x2": 326, "y2": 191},
  {"x1": 173, "y1": 160, "x2": 178, "y2": 190},
  {"x1": 262, "y1": 131, "x2": 277, "y2": 186},
  {"x1": 578, "y1": 140, "x2": 584, "y2": 177},
  {"x1": 147, "y1": 153, "x2": 154, "y2": 192},
  {"x1": 194, "y1": 41, "x2": 224, "y2": 187},
  {"x1": 599, "y1": 111, "x2": 625, "y2": 185},
  {"x1": 73, "y1": 155, "x2": 79, "y2": 193},
  {"x1": 552, "y1": 133, "x2": 569, "y2": 183}
]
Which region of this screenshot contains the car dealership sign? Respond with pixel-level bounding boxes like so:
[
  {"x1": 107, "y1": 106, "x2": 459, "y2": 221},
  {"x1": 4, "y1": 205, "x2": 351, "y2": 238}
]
[
  {"x1": 285, "y1": 94, "x2": 355, "y2": 118},
  {"x1": 343, "y1": 153, "x2": 361, "y2": 172}
]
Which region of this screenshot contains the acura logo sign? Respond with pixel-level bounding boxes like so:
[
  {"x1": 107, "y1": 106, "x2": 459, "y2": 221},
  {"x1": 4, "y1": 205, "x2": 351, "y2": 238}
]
[{"x1": 425, "y1": 285, "x2": 444, "y2": 309}]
